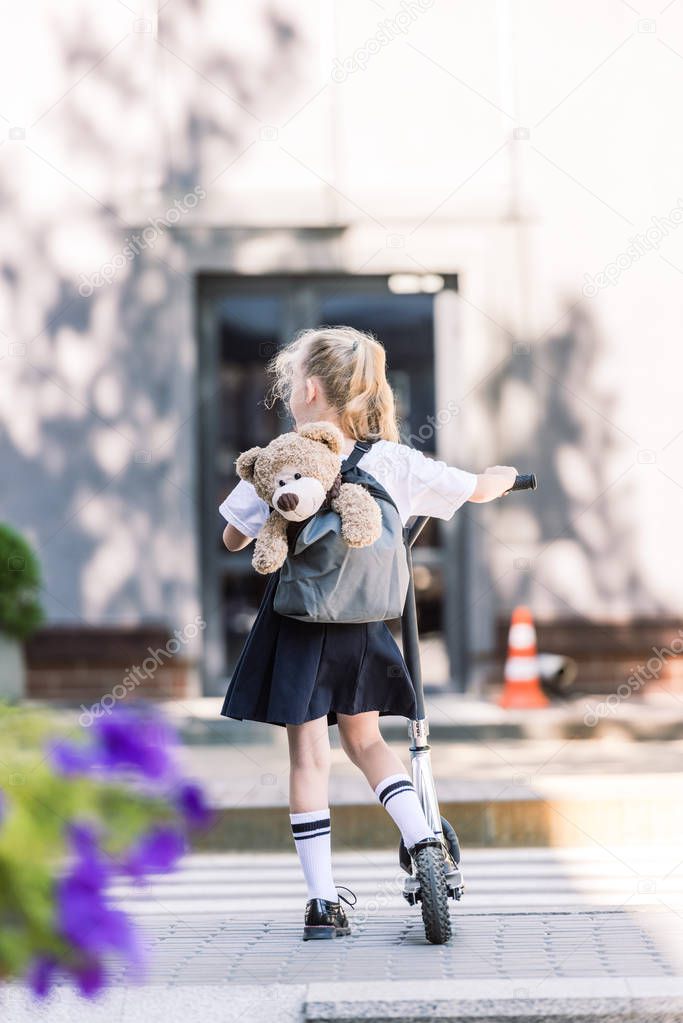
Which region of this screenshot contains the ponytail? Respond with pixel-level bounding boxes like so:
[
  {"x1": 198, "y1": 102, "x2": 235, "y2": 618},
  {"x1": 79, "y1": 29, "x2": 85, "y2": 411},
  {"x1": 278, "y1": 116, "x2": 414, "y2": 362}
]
[{"x1": 266, "y1": 326, "x2": 400, "y2": 442}]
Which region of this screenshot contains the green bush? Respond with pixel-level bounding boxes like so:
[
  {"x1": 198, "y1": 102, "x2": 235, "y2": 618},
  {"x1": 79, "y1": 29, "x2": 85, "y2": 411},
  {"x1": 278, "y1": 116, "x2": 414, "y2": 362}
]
[{"x1": 0, "y1": 524, "x2": 44, "y2": 641}]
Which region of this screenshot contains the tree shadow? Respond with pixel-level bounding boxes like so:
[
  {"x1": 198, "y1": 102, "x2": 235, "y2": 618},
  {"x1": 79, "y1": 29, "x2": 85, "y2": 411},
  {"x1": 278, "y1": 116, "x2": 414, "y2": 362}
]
[{"x1": 0, "y1": 3, "x2": 302, "y2": 646}]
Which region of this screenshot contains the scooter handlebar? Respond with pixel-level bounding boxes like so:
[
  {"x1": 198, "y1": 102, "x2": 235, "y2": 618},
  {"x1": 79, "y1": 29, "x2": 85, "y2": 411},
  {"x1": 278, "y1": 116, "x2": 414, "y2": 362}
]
[{"x1": 505, "y1": 472, "x2": 538, "y2": 494}]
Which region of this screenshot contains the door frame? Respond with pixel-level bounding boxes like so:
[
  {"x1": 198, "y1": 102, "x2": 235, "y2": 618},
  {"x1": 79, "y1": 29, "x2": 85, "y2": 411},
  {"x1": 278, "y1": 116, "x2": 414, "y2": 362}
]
[{"x1": 197, "y1": 272, "x2": 460, "y2": 695}]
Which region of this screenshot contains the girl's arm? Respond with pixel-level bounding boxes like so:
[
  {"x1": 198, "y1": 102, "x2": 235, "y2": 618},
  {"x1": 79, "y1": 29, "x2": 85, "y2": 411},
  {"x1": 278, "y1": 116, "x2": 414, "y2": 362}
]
[
  {"x1": 469, "y1": 465, "x2": 518, "y2": 503},
  {"x1": 398, "y1": 446, "x2": 516, "y2": 520}
]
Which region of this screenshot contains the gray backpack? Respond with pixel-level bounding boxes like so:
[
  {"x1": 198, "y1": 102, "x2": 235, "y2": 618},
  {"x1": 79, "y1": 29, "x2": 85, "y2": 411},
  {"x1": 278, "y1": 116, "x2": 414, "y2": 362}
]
[{"x1": 273, "y1": 440, "x2": 410, "y2": 623}]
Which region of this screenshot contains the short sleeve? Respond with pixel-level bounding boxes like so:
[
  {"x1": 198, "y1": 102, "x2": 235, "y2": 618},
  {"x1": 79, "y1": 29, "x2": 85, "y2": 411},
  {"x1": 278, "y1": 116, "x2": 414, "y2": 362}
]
[
  {"x1": 218, "y1": 479, "x2": 270, "y2": 538},
  {"x1": 404, "y1": 447, "x2": 477, "y2": 519}
]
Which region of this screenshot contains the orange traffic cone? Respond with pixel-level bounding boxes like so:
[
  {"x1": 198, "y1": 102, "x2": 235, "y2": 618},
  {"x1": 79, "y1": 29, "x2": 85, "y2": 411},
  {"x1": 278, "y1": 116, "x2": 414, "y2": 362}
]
[{"x1": 498, "y1": 606, "x2": 549, "y2": 709}]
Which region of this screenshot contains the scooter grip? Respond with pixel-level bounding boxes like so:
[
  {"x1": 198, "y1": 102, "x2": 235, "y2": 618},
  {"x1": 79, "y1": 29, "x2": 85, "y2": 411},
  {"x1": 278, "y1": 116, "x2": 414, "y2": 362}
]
[{"x1": 507, "y1": 473, "x2": 537, "y2": 492}]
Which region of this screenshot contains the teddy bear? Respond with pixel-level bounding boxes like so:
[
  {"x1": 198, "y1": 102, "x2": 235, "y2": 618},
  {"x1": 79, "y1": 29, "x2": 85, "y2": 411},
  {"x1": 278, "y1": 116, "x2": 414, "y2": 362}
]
[{"x1": 235, "y1": 421, "x2": 382, "y2": 575}]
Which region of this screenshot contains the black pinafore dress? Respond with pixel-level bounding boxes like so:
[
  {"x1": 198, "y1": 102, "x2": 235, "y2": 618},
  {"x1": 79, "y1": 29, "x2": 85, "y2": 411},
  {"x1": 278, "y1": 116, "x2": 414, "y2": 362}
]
[{"x1": 220, "y1": 441, "x2": 418, "y2": 728}]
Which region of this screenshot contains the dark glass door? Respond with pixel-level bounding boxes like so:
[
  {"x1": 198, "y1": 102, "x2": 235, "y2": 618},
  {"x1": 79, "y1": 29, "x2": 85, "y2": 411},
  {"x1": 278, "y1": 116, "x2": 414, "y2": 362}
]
[{"x1": 198, "y1": 274, "x2": 458, "y2": 696}]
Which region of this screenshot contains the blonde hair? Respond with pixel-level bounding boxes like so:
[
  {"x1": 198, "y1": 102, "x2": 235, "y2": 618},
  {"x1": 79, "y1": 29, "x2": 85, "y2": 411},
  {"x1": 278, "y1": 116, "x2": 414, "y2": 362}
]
[{"x1": 265, "y1": 325, "x2": 400, "y2": 442}]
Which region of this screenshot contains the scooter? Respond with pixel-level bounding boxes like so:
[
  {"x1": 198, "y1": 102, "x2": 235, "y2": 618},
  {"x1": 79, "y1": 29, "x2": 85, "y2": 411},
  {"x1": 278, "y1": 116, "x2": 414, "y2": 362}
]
[{"x1": 398, "y1": 472, "x2": 538, "y2": 944}]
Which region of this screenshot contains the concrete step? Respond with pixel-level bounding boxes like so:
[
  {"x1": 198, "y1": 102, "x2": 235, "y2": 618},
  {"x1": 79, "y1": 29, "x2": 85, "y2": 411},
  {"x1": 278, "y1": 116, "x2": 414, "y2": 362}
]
[
  {"x1": 7, "y1": 978, "x2": 683, "y2": 1023},
  {"x1": 176, "y1": 735, "x2": 683, "y2": 850},
  {"x1": 48, "y1": 694, "x2": 683, "y2": 744},
  {"x1": 303, "y1": 977, "x2": 683, "y2": 1022},
  {"x1": 164, "y1": 694, "x2": 683, "y2": 745},
  {"x1": 192, "y1": 784, "x2": 683, "y2": 851}
]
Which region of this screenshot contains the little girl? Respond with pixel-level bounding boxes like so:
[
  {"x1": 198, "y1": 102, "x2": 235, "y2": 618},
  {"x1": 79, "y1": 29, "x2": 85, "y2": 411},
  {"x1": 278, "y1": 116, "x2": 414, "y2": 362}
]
[{"x1": 219, "y1": 325, "x2": 516, "y2": 940}]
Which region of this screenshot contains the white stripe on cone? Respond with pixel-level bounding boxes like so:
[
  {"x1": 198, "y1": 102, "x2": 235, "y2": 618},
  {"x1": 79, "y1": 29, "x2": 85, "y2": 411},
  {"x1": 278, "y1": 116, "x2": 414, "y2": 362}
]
[
  {"x1": 504, "y1": 656, "x2": 539, "y2": 680},
  {"x1": 508, "y1": 622, "x2": 537, "y2": 649}
]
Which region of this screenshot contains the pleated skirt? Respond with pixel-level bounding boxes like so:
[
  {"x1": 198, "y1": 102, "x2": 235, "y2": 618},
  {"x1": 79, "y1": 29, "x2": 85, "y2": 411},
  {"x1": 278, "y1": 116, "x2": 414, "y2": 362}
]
[{"x1": 220, "y1": 568, "x2": 417, "y2": 728}]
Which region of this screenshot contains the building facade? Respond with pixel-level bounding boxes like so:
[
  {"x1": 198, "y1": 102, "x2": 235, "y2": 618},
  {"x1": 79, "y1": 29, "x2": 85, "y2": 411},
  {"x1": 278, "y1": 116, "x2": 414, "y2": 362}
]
[{"x1": 2, "y1": 1, "x2": 681, "y2": 699}]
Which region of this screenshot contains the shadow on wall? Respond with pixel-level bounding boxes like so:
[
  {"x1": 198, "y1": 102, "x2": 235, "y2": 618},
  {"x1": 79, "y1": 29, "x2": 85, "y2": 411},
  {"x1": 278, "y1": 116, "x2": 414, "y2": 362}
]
[
  {"x1": 0, "y1": 4, "x2": 301, "y2": 629},
  {"x1": 482, "y1": 301, "x2": 664, "y2": 624}
]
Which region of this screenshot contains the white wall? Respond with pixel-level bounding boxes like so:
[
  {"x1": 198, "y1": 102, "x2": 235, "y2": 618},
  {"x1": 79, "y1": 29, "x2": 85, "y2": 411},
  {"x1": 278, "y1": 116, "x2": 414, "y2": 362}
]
[{"x1": 1, "y1": 0, "x2": 680, "y2": 670}]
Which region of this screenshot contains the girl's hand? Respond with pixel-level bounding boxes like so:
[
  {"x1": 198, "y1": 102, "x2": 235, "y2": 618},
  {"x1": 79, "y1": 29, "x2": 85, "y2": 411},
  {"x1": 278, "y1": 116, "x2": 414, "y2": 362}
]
[
  {"x1": 469, "y1": 465, "x2": 518, "y2": 502},
  {"x1": 485, "y1": 465, "x2": 518, "y2": 493},
  {"x1": 223, "y1": 524, "x2": 253, "y2": 551}
]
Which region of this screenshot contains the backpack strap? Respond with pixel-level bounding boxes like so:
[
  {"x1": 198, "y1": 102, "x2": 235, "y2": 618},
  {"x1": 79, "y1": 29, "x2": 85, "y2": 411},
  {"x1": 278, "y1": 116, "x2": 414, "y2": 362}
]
[
  {"x1": 340, "y1": 441, "x2": 401, "y2": 517},
  {"x1": 341, "y1": 439, "x2": 375, "y2": 473}
]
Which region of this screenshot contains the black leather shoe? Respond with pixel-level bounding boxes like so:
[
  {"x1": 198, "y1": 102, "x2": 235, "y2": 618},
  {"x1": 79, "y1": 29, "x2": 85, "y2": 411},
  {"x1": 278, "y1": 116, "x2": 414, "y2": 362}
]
[{"x1": 302, "y1": 885, "x2": 356, "y2": 941}]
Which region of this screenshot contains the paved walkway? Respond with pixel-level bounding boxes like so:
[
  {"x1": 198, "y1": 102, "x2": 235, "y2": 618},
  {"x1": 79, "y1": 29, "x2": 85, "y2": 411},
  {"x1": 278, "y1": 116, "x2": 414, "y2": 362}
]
[
  {"x1": 4, "y1": 847, "x2": 683, "y2": 1021},
  {"x1": 108, "y1": 846, "x2": 683, "y2": 917}
]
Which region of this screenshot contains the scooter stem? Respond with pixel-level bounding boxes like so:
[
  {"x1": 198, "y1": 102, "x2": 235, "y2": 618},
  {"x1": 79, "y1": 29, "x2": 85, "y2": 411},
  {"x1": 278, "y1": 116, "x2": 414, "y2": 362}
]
[
  {"x1": 402, "y1": 517, "x2": 443, "y2": 835},
  {"x1": 401, "y1": 533, "x2": 426, "y2": 721}
]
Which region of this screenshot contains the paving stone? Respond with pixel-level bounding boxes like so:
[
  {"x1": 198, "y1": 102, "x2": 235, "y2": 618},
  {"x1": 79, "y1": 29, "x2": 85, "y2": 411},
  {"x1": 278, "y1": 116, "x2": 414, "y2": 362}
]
[{"x1": 83, "y1": 910, "x2": 683, "y2": 987}]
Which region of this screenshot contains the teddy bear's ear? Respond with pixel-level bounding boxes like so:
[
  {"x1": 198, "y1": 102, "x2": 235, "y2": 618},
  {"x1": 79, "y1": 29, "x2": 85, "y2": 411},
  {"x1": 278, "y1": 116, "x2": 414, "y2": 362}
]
[
  {"x1": 235, "y1": 446, "x2": 261, "y2": 482},
  {"x1": 298, "y1": 421, "x2": 343, "y2": 454}
]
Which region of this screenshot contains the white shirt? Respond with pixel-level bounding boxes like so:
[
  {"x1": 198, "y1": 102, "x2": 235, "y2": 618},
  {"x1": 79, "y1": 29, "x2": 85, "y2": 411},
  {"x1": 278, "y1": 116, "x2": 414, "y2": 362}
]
[{"x1": 219, "y1": 439, "x2": 478, "y2": 538}]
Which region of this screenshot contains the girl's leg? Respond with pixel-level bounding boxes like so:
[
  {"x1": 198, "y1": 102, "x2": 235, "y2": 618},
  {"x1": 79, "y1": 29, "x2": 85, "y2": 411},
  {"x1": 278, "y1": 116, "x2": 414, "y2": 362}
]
[
  {"x1": 337, "y1": 710, "x2": 434, "y2": 848},
  {"x1": 286, "y1": 716, "x2": 338, "y2": 902}
]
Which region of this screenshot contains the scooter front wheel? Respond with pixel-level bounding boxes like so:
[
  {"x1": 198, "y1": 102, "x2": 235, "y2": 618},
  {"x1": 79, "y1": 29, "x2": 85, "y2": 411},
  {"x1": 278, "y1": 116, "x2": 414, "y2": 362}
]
[
  {"x1": 399, "y1": 816, "x2": 462, "y2": 877},
  {"x1": 413, "y1": 843, "x2": 452, "y2": 944}
]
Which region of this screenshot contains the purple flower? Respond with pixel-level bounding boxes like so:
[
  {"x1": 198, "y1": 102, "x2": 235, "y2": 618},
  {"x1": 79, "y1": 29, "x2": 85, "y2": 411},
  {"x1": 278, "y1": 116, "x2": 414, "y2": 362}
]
[
  {"x1": 124, "y1": 826, "x2": 186, "y2": 880},
  {"x1": 93, "y1": 707, "x2": 179, "y2": 783},
  {"x1": 28, "y1": 956, "x2": 57, "y2": 998},
  {"x1": 57, "y1": 824, "x2": 144, "y2": 967},
  {"x1": 68, "y1": 823, "x2": 106, "y2": 869},
  {"x1": 49, "y1": 740, "x2": 96, "y2": 776},
  {"x1": 58, "y1": 869, "x2": 137, "y2": 958},
  {"x1": 28, "y1": 955, "x2": 108, "y2": 1001},
  {"x1": 70, "y1": 958, "x2": 106, "y2": 998},
  {"x1": 49, "y1": 705, "x2": 179, "y2": 785},
  {"x1": 27, "y1": 824, "x2": 146, "y2": 1000},
  {"x1": 62, "y1": 823, "x2": 109, "y2": 889},
  {"x1": 175, "y1": 781, "x2": 214, "y2": 828}
]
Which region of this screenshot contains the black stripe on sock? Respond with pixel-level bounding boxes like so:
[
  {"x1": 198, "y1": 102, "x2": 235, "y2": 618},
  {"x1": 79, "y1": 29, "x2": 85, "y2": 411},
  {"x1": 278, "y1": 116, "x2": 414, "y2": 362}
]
[
  {"x1": 292, "y1": 828, "x2": 331, "y2": 841},
  {"x1": 378, "y1": 780, "x2": 414, "y2": 806},
  {"x1": 383, "y1": 787, "x2": 414, "y2": 807},
  {"x1": 291, "y1": 817, "x2": 330, "y2": 835}
]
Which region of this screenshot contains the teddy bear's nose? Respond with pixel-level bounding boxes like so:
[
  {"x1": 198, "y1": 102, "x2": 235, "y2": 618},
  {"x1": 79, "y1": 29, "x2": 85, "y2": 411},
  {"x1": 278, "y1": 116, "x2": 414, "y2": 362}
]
[{"x1": 277, "y1": 492, "x2": 299, "y2": 512}]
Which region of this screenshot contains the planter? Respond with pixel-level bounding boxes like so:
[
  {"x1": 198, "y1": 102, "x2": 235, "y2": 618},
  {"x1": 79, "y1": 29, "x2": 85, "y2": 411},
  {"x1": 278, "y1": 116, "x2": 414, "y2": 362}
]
[
  {"x1": 0, "y1": 633, "x2": 26, "y2": 700},
  {"x1": 25, "y1": 625, "x2": 198, "y2": 701}
]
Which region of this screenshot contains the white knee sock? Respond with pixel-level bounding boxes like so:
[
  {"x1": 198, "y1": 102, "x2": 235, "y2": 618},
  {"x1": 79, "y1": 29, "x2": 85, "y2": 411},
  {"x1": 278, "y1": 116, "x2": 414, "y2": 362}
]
[
  {"x1": 289, "y1": 808, "x2": 339, "y2": 903},
  {"x1": 373, "y1": 772, "x2": 434, "y2": 848}
]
